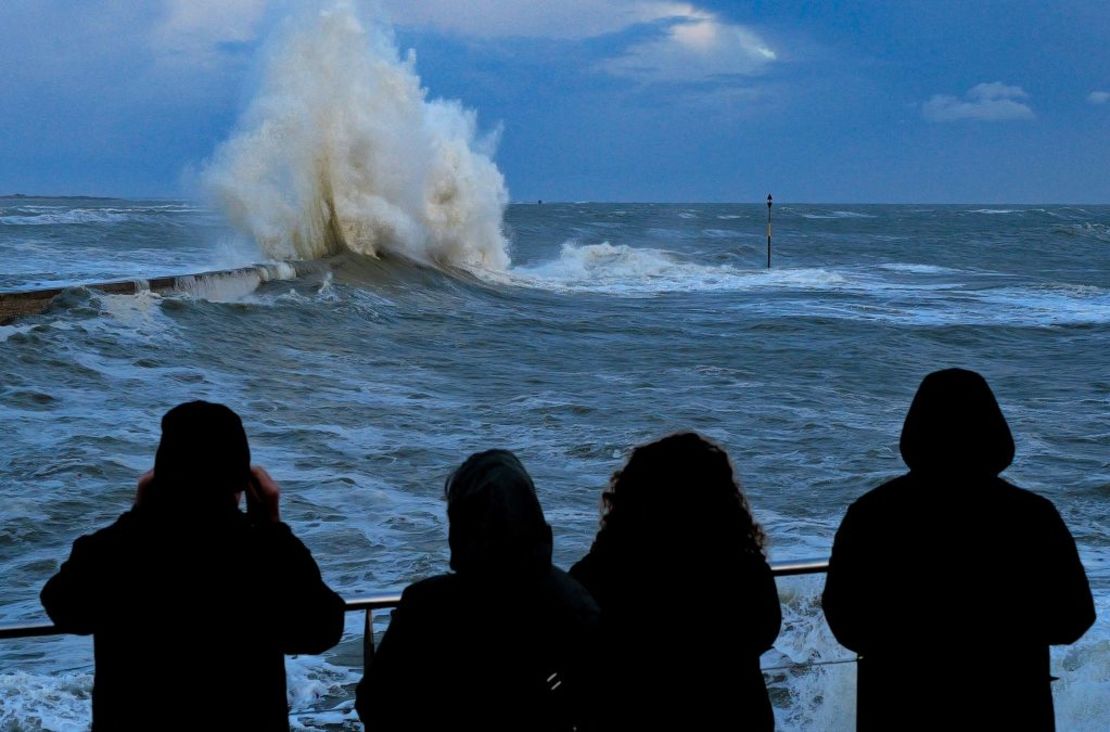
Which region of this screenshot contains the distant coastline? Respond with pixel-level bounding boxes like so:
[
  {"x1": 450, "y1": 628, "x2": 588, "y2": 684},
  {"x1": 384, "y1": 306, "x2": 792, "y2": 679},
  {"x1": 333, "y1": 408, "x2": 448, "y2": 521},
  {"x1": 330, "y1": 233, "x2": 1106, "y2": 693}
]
[{"x1": 1, "y1": 193, "x2": 118, "y2": 201}]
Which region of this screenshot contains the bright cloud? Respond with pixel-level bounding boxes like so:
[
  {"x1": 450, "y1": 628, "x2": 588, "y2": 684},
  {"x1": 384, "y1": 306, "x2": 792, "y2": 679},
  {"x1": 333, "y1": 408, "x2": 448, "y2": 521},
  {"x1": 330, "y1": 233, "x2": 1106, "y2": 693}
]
[
  {"x1": 922, "y1": 82, "x2": 1034, "y2": 122},
  {"x1": 602, "y1": 9, "x2": 777, "y2": 82},
  {"x1": 1088, "y1": 90, "x2": 1110, "y2": 105},
  {"x1": 382, "y1": 1, "x2": 778, "y2": 82}
]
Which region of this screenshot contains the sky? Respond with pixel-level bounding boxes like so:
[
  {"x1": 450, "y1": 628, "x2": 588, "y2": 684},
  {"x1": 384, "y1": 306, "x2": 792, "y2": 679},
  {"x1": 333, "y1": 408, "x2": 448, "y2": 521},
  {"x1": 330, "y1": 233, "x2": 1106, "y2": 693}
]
[{"x1": 0, "y1": 0, "x2": 1107, "y2": 203}]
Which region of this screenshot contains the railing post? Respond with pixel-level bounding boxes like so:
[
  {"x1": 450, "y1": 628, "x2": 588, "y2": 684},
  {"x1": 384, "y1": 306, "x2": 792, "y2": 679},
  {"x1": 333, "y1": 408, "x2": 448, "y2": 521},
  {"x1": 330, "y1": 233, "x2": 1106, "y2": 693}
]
[{"x1": 363, "y1": 608, "x2": 375, "y2": 666}]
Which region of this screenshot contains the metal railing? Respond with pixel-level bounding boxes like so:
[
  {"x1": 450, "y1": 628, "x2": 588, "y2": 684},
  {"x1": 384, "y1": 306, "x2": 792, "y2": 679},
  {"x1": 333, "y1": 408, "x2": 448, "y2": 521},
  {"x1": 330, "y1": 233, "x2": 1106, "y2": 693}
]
[{"x1": 0, "y1": 558, "x2": 832, "y2": 669}]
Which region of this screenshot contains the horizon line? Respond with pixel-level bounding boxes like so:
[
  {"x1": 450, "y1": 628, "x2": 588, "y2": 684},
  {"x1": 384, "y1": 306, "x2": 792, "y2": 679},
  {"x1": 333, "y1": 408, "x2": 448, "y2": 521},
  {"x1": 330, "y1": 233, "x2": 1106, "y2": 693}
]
[{"x1": 4, "y1": 193, "x2": 1109, "y2": 207}]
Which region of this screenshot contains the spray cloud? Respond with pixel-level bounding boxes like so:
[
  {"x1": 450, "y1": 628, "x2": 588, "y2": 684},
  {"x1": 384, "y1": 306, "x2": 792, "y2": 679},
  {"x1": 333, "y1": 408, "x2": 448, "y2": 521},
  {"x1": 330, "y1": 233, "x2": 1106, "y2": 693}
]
[{"x1": 204, "y1": 1, "x2": 510, "y2": 271}]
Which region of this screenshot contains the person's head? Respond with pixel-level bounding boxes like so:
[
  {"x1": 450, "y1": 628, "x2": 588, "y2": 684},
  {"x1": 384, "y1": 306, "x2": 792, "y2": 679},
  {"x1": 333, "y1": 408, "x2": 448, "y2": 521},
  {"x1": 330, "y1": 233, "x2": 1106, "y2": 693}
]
[
  {"x1": 900, "y1": 368, "x2": 1014, "y2": 477},
  {"x1": 152, "y1": 400, "x2": 251, "y2": 509},
  {"x1": 594, "y1": 432, "x2": 766, "y2": 560},
  {"x1": 445, "y1": 449, "x2": 553, "y2": 578}
]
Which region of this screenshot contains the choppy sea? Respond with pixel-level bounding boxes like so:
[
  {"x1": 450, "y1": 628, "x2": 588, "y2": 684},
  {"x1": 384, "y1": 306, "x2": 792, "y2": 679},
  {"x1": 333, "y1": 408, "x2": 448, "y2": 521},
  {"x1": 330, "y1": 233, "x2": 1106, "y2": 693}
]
[{"x1": 1, "y1": 198, "x2": 1107, "y2": 730}]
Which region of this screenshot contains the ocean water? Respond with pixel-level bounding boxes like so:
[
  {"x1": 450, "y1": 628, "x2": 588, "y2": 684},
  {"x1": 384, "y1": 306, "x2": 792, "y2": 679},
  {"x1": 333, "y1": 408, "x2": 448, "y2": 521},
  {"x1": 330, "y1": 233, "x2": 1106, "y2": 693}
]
[{"x1": 0, "y1": 198, "x2": 1107, "y2": 729}]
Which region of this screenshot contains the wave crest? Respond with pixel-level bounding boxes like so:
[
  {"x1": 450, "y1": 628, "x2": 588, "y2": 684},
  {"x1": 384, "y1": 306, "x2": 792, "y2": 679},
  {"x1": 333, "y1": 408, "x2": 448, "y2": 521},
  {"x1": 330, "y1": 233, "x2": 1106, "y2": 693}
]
[{"x1": 203, "y1": 2, "x2": 510, "y2": 271}]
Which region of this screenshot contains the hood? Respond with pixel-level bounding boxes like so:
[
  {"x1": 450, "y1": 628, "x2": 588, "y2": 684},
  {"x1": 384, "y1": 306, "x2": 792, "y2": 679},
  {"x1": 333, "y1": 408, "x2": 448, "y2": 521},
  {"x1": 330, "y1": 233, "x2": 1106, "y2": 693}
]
[
  {"x1": 900, "y1": 368, "x2": 1014, "y2": 476},
  {"x1": 445, "y1": 450, "x2": 553, "y2": 578},
  {"x1": 153, "y1": 400, "x2": 251, "y2": 503}
]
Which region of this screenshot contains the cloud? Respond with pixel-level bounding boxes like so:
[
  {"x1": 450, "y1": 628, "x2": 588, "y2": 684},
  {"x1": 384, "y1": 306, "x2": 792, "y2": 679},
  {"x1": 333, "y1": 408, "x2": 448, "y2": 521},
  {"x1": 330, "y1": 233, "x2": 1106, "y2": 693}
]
[
  {"x1": 144, "y1": 2, "x2": 776, "y2": 84},
  {"x1": 922, "y1": 82, "x2": 1034, "y2": 122},
  {"x1": 383, "y1": 0, "x2": 693, "y2": 40},
  {"x1": 601, "y1": 8, "x2": 777, "y2": 82},
  {"x1": 1088, "y1": 90, "x2": 1110, "y2": 105},
  {"x1": 152, "y1": 0, "x2": 269, "y2": 67},
  {"x1": 382, "y1": 1, "x2": 778, "y2": 84}
]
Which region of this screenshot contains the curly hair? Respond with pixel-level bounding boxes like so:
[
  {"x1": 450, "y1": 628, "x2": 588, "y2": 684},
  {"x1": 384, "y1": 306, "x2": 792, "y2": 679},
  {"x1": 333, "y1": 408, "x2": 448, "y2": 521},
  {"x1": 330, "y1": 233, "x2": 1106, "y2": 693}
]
[{"x1": 593, "y1": 432, "x2": 767, "y2": 559}]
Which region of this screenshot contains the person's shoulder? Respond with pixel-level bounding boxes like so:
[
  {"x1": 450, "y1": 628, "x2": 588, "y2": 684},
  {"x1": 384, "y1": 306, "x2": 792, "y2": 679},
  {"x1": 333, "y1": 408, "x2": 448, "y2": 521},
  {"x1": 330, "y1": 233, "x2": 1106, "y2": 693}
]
[
  {"x1": 249, "y1": 517, "x2": 294, "y2": 539},
  {"x1": 994, "y1": 478, "x2": 1064, "y2": 518},
  {"x1": 549, "y1": 566, "x2": 601, "y2": 619},
  {"x1": 568, "y1": 549, "x2": 602, "y2": 592},
  {"x1": 846, "y1": 474, "x2": 913, "y2": 514},
  {"x1": 735, "y1": 550, "x2": 774, "y2": 575},
  {"x1": 401, "y1": 574, "x2": 463, "y2": 606},
  {"x1": 76, "y1": 510, "x2": 142, "y2": 547}
]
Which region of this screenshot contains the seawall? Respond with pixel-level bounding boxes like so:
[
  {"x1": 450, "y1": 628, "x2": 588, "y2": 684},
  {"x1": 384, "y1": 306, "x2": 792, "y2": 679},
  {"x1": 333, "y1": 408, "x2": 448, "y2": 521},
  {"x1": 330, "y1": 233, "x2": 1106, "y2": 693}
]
[{"x1": 0, "y1": 262, "x2": 318, "y2": 324}]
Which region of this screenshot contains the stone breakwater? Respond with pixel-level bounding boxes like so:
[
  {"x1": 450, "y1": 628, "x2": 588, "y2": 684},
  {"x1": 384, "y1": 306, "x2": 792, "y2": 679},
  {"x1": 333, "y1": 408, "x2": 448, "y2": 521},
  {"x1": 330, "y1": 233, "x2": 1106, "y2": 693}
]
[{"x1": 0, "y1": 262, "x2": 314, "y2": 323}]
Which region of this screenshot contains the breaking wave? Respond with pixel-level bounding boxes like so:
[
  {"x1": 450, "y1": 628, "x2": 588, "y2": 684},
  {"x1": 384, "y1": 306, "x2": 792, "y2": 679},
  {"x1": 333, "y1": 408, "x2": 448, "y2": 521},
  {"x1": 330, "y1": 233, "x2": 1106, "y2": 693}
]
[
  {"x1": 204, "y1": 1, "x2": 509, "y2": 271},
  {"x1": 505, "y1": 241, "x2": 846, "y2": 294}
]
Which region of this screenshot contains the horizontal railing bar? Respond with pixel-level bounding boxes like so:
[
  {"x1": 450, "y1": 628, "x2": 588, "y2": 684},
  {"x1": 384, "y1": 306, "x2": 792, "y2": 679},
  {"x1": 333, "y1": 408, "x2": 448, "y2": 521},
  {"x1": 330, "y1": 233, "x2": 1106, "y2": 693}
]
[
  {"x1": 761, "y1": 657, "x2": 858, "y2": 672},
  {"x1": 0, "y1": 558, "x2": 828, "y2": 640},
  {"x1": 0, "y1": 624, "x2": 60, "y2": 640},
  {"x1": 768, "y1": 558, "x2": 829, "y2": 577},
  {"x1": 344, "y1": 593, "x2": 404, "y2": 612}
]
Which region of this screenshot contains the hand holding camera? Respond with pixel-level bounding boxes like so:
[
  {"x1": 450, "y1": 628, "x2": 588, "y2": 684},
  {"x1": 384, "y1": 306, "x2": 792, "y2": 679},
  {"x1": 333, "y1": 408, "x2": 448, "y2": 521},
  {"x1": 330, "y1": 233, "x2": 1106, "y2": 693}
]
[{"x1": 246, "y1": 465, "x2": 282, "y2": 524}]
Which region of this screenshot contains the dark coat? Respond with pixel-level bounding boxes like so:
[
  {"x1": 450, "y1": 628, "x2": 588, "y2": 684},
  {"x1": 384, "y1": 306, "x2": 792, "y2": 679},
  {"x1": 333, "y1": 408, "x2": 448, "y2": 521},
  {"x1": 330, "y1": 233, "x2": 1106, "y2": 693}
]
[
  {"x1": 570, "y1": 548, "x2": 781, "y2": 731},
  {"x1": 41, "y1": 506, "x2": 345, "y2": 731},
  {"x1": 822, "y1": 369, "x2": 1095, "y2": 731},
  {"x1": 355, "y1": 568, "x2": 602, "y2": 731},
  {"x1": 356, "y1": 450, "x2": 603, "y2": 731}
]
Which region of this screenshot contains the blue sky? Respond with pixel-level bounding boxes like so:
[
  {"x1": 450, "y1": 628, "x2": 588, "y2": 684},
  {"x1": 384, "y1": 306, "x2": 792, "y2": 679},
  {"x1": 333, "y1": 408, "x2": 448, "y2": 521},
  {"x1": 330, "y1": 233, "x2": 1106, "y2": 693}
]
[{"x1": 1, "y1": 0, "x2": 1107, "y2": 202}]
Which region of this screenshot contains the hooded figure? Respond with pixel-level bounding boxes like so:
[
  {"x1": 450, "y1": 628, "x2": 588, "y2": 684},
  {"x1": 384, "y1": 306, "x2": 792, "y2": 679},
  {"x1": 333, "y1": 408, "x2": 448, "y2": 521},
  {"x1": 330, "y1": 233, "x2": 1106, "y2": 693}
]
[
  {"x1": 822, "y1": 369, "x2": 1095, "y2": 731},
  {"x1": 41, "y1": 401, "x2": 345, "y2": 731},
  {"x1": 355, "y1": 450, "x2": 600, "y2": 731}
]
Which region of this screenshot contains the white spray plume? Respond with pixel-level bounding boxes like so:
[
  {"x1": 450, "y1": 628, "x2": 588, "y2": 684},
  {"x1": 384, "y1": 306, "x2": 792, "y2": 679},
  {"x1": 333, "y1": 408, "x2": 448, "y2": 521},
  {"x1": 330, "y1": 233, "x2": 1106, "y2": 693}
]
[{"x1": 204, "y1": 1, "x2": 510, "y2": 270}]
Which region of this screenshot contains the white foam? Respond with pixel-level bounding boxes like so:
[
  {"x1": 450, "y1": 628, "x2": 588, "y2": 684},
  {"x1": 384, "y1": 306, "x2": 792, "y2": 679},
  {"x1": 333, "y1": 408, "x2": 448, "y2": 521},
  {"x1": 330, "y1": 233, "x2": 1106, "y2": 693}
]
[
  {"x1": 503, "y1": 241, "x2": 846, "y2": 295},
  {"x1": 174, "y1": 271, "x2": 265, "y2": 302},
  {"x1": 802, "y1": 210, "x2": 876, "y2": 220},
  {"x1": 503, "y1": 244, "x2": 1110, "y2": 326},
  {"x1": 204, "y1": 1, "x2": 509, "y2": 272},
  {"x1": 1070, "y1": 223, "x2": 1110, "y2": 241},
  {"x1": 0, "y1": 670, "x2": 93, "y2": 732},
  {"x1": 0, "y1": 323, "x2": 36, "y2": 343},
  {"x1": 878, "y1": 263, "x2": 954, "y2": 274},
  {"x1": 259, "y1": 262, "x2": 299, "y2": 282},
  {"x1": 0, "y1": 210, "x2": 131, "y2": 226},
  {"x1": 1053, "y1": 633, "x2": 1110, "y2": 730},
  {"x1": 976, "y1": 286, "x2": 1110, "y2": 326},
  {"x1": 285, "y1": 653, "x2": 360, "y2": 715},
  {"x1": 769, "y1": 574, "x2": 857, "y2": 730},
  {"x1": 967, "y1": 208, "x2": 1019, "y2": 214},
  {"x1": 97, "y1": 290, "x2": 170, "y2": 331}
]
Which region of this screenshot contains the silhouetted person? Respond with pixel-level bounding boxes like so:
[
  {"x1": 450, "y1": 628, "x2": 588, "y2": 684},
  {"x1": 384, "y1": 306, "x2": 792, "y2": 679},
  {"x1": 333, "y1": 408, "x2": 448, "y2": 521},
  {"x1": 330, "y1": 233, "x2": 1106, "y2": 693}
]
[
  {"x1": 41, "y1": 401, "x2": 345, "y2": 731},
  {"x1": 570, "y1": 432, "x2": 781, "y2": 731},
  {"x1": 823, "y1": 369, "x2": 1095, "y2": 731},
  {"x1": 355, "y1": 450, "x2": 601, "y2": 731}
]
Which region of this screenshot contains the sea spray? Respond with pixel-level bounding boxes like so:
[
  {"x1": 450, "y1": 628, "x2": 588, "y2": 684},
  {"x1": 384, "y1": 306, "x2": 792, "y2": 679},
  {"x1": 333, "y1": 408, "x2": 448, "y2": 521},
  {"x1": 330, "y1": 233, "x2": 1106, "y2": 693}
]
[{"x1": 204, "y1": 2, "x2": 510, "y2": 270}]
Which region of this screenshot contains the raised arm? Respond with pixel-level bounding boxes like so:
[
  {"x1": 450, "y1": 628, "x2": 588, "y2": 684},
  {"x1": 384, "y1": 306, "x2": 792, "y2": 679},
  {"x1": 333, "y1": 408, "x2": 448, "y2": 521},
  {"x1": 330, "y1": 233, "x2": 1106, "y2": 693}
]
[
  {"x1": 249, "y1": 466, "x2": 345, "y2": 654},
  {"x1": 259, "y1": 522, "x2": 346, "y2": 654}
]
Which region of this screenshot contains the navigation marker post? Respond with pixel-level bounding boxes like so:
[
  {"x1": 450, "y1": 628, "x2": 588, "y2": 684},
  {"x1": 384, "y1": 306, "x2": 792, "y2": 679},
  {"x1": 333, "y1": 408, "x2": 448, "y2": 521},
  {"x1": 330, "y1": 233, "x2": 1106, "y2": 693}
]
[{"x1": 766, "y1": 194, "x2": 773, "y2": 268}]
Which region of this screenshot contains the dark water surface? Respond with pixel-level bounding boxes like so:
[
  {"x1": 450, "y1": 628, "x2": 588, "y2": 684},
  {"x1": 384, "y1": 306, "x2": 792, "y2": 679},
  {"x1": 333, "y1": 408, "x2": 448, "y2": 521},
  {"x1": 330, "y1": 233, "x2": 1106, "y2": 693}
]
[{"x1": 1, "y1": 200, "x2": 1107, "y2": 729}]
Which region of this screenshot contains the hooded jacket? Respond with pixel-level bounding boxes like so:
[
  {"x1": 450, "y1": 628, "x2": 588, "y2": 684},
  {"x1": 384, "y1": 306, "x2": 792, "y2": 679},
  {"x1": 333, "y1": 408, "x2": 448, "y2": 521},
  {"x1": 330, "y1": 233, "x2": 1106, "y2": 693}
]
[
  {"x1": 822, "y1": 369, "x2": 1095, "y2": 731},
  {"x1": 40, "y1": 402, "x2": 345, "y2": 731},
  {"x1": 355, "y1": 450, "x2": 601, "y2": 731}
]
